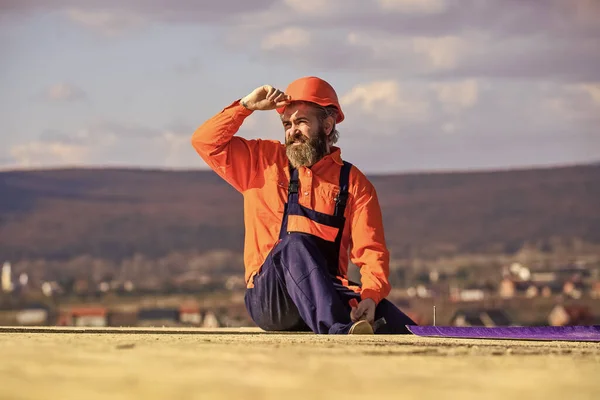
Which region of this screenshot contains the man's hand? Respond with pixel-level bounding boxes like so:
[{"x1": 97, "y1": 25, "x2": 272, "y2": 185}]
[
  {"x1": 240, "y1": 85, "x2": 291, "y2": 111},
  {"x1": 350, "y1": 298, "x2": 376, "y2": 324}
]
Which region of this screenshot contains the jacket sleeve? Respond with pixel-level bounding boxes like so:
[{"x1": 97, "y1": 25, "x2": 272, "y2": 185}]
[
  {"x1": 348, "y1": 178, "x2": 391, "y2": 305},
  {"x1": 190, "y1": 100, "x2": 261, "y2": 193}
]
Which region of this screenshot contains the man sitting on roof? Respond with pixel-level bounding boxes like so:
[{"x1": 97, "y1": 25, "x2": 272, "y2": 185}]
[{"x1": 191, "y1": 76, "x2": 415, "y2": 334}]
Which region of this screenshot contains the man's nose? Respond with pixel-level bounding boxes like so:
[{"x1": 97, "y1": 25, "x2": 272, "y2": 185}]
[{"x1": 288, "y1": 125, "x2": 301, "y2": 135}]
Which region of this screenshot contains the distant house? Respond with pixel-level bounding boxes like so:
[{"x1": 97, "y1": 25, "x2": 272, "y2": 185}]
[
  {"x1": 458, "y1": 289, "x2": 485, "y2": 302},
  {"x1": 137, "y1": 308, "x2": 180, "y2": 327},
  {"x1": 504, "y1": 262, "x2": 531, "y2": 281},
  {"x1": 16, "y1": 304, "x2": 50, "y2": 326},
  {"x1": 449, "y1": 286, "x2": 487, "y2": 302},
  {"x1": 525, "y1": 284, "x2": 539, "y2": 298},
  {"x1": 0, "y1": 310, "x2": 18, "y2": 325},
  {"x1": 530, "y1": 271, "x2": 558, "y2": 283},
  {"x1": 591, "y1": 282, "x2": 600, "y2": 299},
  {"x1": 58, "y1": 307, "x2": 108, "y2": 327},
  {"x1": 73, "y1": 279, "x2": 90, "y2": 295},
  {"x1": 555, "y1": 266, "x2": 592, "y2": 281},
  {"x1": 539, "y1": 282, "x2": 564, "y2": 298},
  {"x1": 524, "y1": 282, "x2": 563, "y2": 299},
  {"x1": 548, "y1": 305, "x2": 594, "y2": 326},
  {"x1": 499, "y1": 277, "x2": 565, "y2": 299},
  {"x1": 562, "y1": 281, "x2": 586, "y2": 299},
  {"x1": 498, "y1": 278, "x2": 530, "y2": 299},
  {"x1": 201, "y1": 311, "x2": 220, "y2": 328},
  {"x1": 108, "y1": 310, "x2": 138, "y2": 327},
  {"x1": 451, "y1": 308, "x2": 512, "y2": 327},
  {"x1": 179, "y1": 304, "x2": 202, "y2": 325},
  {"x1": 498, "y1": 278, "x2": 516, "y2": 298},
  {"x1": 406, "y1": 285, "x2": 432, "y2": 299}
]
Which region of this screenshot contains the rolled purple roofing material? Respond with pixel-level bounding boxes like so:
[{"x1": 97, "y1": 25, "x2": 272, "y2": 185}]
[{"x1": 406, "y1": 325, "x2": 600, "y2": 342}]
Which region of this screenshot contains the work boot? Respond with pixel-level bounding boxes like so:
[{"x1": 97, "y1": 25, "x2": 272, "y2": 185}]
[{"x1": 348, "y1": 320, "x2": 374, "y2": 334}]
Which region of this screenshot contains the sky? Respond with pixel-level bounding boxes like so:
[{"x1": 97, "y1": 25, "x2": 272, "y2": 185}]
[{"x1": 1, "y1": 0, "x2": 599, "y2": 174}]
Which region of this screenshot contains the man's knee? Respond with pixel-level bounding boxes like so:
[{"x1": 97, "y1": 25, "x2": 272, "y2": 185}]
[
  {"x1": 245, "y1": 287, "x2": 309, "y2": 332},
  {"x1": 252, "y1": 309, "x2": 307, "y2": 332}
]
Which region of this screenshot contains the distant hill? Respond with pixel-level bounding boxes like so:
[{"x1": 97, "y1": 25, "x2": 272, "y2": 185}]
[{"x1": 1, "y1": 164, "x2": 599, "y2": 262}]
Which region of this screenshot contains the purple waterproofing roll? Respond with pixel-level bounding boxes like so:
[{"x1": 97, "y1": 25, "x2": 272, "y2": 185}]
[{"x1": 406, "y1": 325, "x2": 600, "y2": 342}]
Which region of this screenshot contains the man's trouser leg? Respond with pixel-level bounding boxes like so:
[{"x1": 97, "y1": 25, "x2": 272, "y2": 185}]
[
  {"x1": 243, "y1": 246, "x2": 311, "y2": 332},
  {"x1": 245, "y1": 233, "x2": 356, "y2": 334},
  {"x1": 245, "y1": 233, "x2": 417, "y2": 334}
]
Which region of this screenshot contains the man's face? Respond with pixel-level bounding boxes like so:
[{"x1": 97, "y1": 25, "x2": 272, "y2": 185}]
[{"x1": 282, "y1": 103, "x2": 329, "y2": 168}]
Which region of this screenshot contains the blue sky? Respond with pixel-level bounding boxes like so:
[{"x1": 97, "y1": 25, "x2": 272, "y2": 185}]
[{"x1": 1, "y1": 0, "x2": 599, "y2": 173}]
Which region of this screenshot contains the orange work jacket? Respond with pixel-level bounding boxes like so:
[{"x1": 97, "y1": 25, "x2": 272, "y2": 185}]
[{"x1": 191, "y1": 100, "x2": 391, "y2": 304}]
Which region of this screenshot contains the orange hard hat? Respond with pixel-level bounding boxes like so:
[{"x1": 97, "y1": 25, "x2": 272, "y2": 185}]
[{"x1": 276, "y1": 76, "x2": 345, "y2": 123}]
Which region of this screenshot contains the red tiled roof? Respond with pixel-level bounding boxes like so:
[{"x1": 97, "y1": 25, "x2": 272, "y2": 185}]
[{"x1": 69, "y1": 307, "x2": 107, "y2": 317}]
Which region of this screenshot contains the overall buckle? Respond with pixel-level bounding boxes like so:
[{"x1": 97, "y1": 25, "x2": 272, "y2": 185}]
[{"x1": 288, "y1": 180, "x2": 299, "y2": 194}]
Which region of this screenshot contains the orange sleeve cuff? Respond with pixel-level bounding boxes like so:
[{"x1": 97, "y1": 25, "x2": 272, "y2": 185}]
[
  {"x1": 360, "y1": 288, "x2": 383, "y2": 305},
  {"x1": 231, "y1": 99, "x2": 254, "y2": 118}
]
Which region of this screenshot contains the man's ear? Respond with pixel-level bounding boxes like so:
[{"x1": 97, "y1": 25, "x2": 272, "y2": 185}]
[{"x1": 324, "y1": 116, "x2": 334, "y2": 136}]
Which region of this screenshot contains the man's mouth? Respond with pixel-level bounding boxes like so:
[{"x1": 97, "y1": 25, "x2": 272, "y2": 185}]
[{"x1": 288, "y1": 137, "x2": 306, "y2": 146}]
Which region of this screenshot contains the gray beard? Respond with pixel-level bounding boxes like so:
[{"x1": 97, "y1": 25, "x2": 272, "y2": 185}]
[{"x1": 285, "y1": 129, "x2": 328, "y2": 169}]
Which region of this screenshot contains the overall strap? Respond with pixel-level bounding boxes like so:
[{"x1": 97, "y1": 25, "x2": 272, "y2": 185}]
[
  {"x1": 278, "y1": 164, "x2": 299, "y2": 239},
  {"x1": 287, "y1": 164, "x2": 299, "y2": 204},
  {"x1": 334, "y1": 161, "x2": 352, "y2": 217}
]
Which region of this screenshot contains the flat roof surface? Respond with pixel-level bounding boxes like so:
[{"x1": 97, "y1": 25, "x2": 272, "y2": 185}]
[{"x1": 1, "y1": 327, "x2": 598, "y2": 400}]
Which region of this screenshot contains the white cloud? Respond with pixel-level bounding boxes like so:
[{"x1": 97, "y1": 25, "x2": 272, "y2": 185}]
[
  {"x1": 335, "y1": 78, "x2": 600, "y2": 149},
  {"x1": 441, "y1": 122, "x2": 457, "y2": 134},
  {"x1": 226, "y1": 2, "x2": 600, "y2": 83},
  {"x1": 161, "y1": 131, "x2": 196, "y2": 168},
  {"x1": 283, "y1": 0, "x2": 340, "y2": 15},
  {"x1": 343, "y1": 32, "x2": 471, "y2": 73},
  {"x1": 2, "y1": 0, "x2": 599, "y2": 172},
  {"x1": 2, "y1": 1, "x2": 278, "y2": 26},
  {"x1": 44, "y1": 83, "x2": 86, "y2": 102},
  {"x1": 10, "y1": 141, "x2": 88, "y2": 168},
  {"x1": 378, "y1": 0, "x2": 447, "y2": 14},
  {"x1": 341, "y1": 80, "x2": 430, "y2": 123},
  {"x1": 261, "y1": 27, "x2": 311, "y2": 50},
  {"x1": 540, "y1": 83, "x2": 600, "y2": 122},
  {"x1": 346, "y1": 32, "x2": 407, "y2": 56},
  {"x1": 66, "y1": 9, "x2": 146, "y2": 36},
  {"x1": 432, "y1": 80, "x2": 479, "y2": 114},
  {"x1": 6, "y1": 1, "x2": 593, "y2": 83},
  {"x1": 40, "y1": 127, "x2": 117, "y2": 147},
  {"x1": 5, "y1": 122, "x2": 205, "y2": 169},
  {"x1": 4, "y1": 79, "x2": 598, "y2": 173},
  {"x1": 340, "y1": 79, "x2": 480, "y2": 126},
  {"x1": 412, "y1": 36, "x2": 466, "y2": 70},
  {"x1": 576, "y1": 83, "x2": 600, "y2": 106}
]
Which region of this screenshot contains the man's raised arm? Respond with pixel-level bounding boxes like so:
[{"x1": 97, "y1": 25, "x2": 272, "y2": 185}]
[{"x1": 191, "y1": 85, "x2": 290, "y2": 192}]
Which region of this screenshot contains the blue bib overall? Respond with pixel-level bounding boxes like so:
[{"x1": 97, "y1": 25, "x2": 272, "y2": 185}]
[{"x1": 244, "y1": 162, "x2": 415, "y2": 334}]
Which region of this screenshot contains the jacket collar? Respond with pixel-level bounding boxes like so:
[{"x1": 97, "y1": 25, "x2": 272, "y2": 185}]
[{"x1": 327, "y1": 146, "x2": 344, "y2": 166}]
